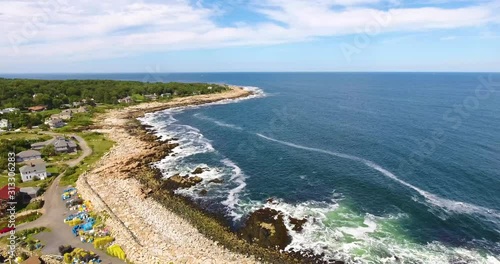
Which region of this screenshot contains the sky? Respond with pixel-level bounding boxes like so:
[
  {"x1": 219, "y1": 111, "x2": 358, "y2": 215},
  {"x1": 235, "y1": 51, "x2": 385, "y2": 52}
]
[{"x1": 0, "y1": 0, "x2": 499, "y2": 73}]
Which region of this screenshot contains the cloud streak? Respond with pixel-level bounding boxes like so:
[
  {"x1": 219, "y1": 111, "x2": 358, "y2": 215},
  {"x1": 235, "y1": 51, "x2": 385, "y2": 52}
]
[{"x1": 0, "y1": 0, "x2": 498, "y2": 66}]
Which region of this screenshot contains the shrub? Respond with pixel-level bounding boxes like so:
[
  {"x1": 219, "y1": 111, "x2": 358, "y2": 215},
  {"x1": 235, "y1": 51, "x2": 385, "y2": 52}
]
[
  {"x1": 59, "y1": 245, "x2": 74, "y2": 255},
  {"x1": 93, "y1": 236, "x2": 114, "y2": 249},
  {"x1": 107, "y1": 244, "x2": 126, "y2": 260}
]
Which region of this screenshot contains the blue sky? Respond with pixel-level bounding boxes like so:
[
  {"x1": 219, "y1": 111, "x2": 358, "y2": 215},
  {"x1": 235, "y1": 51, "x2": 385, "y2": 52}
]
[{"x1": 0, "y1": 0, "x2": 499, "y2": 73}]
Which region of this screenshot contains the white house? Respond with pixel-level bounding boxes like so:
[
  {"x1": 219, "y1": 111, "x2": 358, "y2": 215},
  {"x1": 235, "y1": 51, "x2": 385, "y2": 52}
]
[
  {"x1": 19, "y1": 159, "x2": 47, "y2": 182},
  {"x1": 0, "y1": 119, "x2": 9, "y2": 130},
  {"x1": 16, "y1": 150, "x2": 42, "y2": 162}
]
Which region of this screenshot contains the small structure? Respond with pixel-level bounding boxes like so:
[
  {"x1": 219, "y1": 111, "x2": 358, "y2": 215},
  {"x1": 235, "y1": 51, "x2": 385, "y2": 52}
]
[
  {"x1": 72, "y1": 106, "x2": 88, "y2": 113},
  {"x1": 20, "y1": 187, "x2": 41, "y2": 199},
  {"x1": 16, "y1": 150, "x2": 42, "y2": 162},
  {"x1": 19, "y1": 159, "x2": 47, "y2": 182},
  {"x1": 161, "y1": 93, "x2": 172, "y2": 98},
  {"x1": 72, "y1": 101, "x2": 82, "y2": 107},
  {"x1": 118, "y1": 96, "x2": 133, "y2": 104},
  {"x1": 31, "y1": 136, "x2": 77, "y2": 153},
  {"x1": 21, "y1": 256, "x2": 43, "y2": 264},
  {"x1": 27, "y1": 105, "x2": 47, "y2": 112},
  {"x1": 0, "y1": 108, "x2": 19, "y2": 114},
  {"x1": 0, "y1": 119, "x2": 9, "y2": 129},
  {"x1": 45, "y1": 118, "x2": 65, "y2": 129},
  {"x1": 0, "y1": 185, "x2": 20, "y2": 202},
  {"x1": 144, "y1": 94, "x2": 158, "y2": 101},
  {"x1": 60, "y1": 104, "x2": 72, "y2": 109},
  {"x1": 59, "y1": 109, "x2": 73, "y2": 120}
]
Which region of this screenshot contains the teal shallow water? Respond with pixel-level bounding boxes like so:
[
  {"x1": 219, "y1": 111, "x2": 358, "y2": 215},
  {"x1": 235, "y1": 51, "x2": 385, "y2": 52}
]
[{"x1": 6, "y1": 72, "x2": 500, "y2": 263}]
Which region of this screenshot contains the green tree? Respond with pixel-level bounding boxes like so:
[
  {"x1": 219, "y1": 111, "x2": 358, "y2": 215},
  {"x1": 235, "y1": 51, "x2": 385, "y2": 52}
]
[{"x1": 41, "y1": 145, "x2": 56, "y2": 157}]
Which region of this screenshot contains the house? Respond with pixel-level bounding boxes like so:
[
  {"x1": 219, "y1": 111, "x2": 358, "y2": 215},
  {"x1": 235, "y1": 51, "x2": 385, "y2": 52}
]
[
  {"x1": 16, "y1": 150, "x2": 42, "y2": 162},
  {"x1": 60, "y1": 104, "x2": 72, "y2": 109},
  {"x1": 31, "y1": 137, "x2": 77, "y2": 153},
  {"x1": 27, "y1": 105, "x2": 47, "y2": 112},
  {"x1": 19, "y1": 159, "x2": 47, "y2": 182},
  {"x1": 72, "y1": 106, "x2": 88, "y2": 113},
  {"x1": 0, "y1": 119, "x2": 9, "y2": 129},
  {"x1": 118, "y1": 96, "x2": 133, "y2": 104},
  {"x1": 0, "y1": 185, "x2": 20, "y2": 202},
  {"x1": 72, "y1": 101, "x2": 82, "y2": 107},
  {"x1": 45, "y1": 118, "x2": 65, "y2": 129},
  {"x1": 144, "y1": 94, "x2": 158, "y2": 101},
  {"x1": 21, "y1": 256, "x2": 43, "y2": 264},
  {"x1": 0, "y1": 108, "x2": 19, "y2": 114},
  {"x1": 161, "y1": 93, "x2": 172, "y2": 98},
  {"x1": 59, "y1": 109, "x2": 73, "y2": 120},
  {"x1": 0, "y1": 185, "x2": 20, "y2": 217},
  {"x1": 52, "y1": 137, "x2": 77, "y2": 152},
  {"x1": 20, "y1": 187, "x2": 41, "y2": 199}
]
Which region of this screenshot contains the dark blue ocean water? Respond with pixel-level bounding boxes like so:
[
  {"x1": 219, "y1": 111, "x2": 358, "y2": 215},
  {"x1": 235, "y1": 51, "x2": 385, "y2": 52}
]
[{"x1": 5, "y1": 73, "x2": 500, "y2": 263}]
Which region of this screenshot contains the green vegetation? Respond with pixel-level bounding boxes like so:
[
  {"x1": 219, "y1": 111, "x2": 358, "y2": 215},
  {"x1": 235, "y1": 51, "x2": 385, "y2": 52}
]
[
  {"x1": 0, "y1": 135, "x2": 51, "y2": 172},
  {"x1": 0, "y1": 227, "x2": 48, "y2": 251},
  {"x1": 0, "y1": 212, "x2": 42, "y2": 229},
  {"x1": 40, "y1": 144, "x2": 56, "y2": 156},
  {"x1": 21, "y1": 200, "x2": 44, "y2": 211},
  {"x1": 0, "y1": 78, "x2": 228, "y2": 109},
  {"x1": 60, "y1": 132, "x2": 114, "y2": 186},
  {"x1": 106, "y1": 244, "x2": 126, "y2": 260}
]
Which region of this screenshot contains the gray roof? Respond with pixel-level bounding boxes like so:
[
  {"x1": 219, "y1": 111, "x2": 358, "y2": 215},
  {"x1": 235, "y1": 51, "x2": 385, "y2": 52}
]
[
  {"x1": 53, "y1": 137, "x2": 77, "y2": 148},
  {"x1": 16, "y1": 150, "x2": 41, "y2": 158},
  {"x1": 20, "y1": 187, "x2": 41, "y2": 195},
  {"x1": 20, "y1": 160, "x2": 46, "y2": 174}
]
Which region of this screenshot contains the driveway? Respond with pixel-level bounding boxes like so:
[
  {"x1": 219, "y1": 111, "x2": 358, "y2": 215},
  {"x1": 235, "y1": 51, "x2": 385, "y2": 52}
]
[
  {"x1": 40, "y1": 132, "x2": 92, "y2": 168},
  {"x1": 3, "y1": 173, "x2": 121, "y2": 263},
  {"x1": 1, "y1": 133, "x2": 119, "y2": 263}
]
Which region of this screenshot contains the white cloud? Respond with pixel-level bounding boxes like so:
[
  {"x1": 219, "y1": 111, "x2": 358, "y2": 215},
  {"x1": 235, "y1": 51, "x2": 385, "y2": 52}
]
[{"x1": 0, "y1": 0, "x2": 498, "y2": 66}]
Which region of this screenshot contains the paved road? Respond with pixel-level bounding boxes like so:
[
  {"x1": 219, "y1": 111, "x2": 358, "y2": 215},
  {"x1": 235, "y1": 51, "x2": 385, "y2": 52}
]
[{"x1": 1, "y1": 133, "x2": 120, "y2": 263}]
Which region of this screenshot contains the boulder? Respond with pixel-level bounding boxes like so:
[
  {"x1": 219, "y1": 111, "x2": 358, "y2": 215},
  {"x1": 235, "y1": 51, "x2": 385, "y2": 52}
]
[
  {"x1": 240, "y1": 208, "x2": 291, "y2": 250},
  {"x1": 192, "y1": 167, "x2": 204, "y2": 174},
  {"x1": 208, "y1": 178, "x2": 224, "y2": 184},
  {"x1": 289, "y1": 217, "x2": 307, "y2": 232},
  {"x1": 164, "y1": 174, "x2": 203, "y2": 189}
]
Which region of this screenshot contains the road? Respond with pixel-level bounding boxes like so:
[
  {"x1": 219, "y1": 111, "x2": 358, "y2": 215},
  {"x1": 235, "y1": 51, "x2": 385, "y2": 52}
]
[
  {"x1": 40, "y1": 132, "x2": 92, "y2": 168},
  {"x1": 1, "y1": 133, "x2": 120, "y2": 263}
]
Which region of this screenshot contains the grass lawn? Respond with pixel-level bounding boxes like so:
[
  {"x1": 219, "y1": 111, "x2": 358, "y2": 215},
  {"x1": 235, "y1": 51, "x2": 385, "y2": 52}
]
[
  {"x1": 60, "y1": 132, "x2": 114, "y2": 186},
  {"x1": 0, "y1": 132, "x2": 50, "y2": 141},
  {"x1": 45, "y1": 151, "x2": 80, "y2": 164},
  {"x1": 0, "y1": 212, "x2": 42, "y2": 229}
]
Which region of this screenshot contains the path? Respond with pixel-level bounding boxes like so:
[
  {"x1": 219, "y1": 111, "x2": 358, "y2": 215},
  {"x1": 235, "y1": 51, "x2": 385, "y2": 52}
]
[
  {"x1": 1, "y1": 132, "x2": 119, "y2": 263},
  {"x1": 39, "y1": 132, "x2": 92, "y2": 168}
]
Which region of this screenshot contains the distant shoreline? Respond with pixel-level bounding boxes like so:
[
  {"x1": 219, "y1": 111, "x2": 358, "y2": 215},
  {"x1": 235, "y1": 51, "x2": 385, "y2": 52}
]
[{"x1": 75, "y1": 86, "x2": 307, "y2": 263}]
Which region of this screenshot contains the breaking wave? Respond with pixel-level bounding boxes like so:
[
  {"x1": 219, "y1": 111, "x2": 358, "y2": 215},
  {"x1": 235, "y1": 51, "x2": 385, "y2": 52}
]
[{"x1": 256, "y1": 133, "x2": 500, "y2": 228}]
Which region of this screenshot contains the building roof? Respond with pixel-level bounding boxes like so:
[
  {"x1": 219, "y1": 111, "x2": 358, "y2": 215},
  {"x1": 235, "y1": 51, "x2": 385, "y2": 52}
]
[
  {"x1": 20, "y1": 160, "x2": 46, "y2": 174},
  {"x1": 53, "y1": 137, "x2": 77, "y2": 148},
  {"x1": 27, "y1": 105, "x2": 46, "y2": 111},
  {"x1": 0, "y1": 185, "x2": 20, "y2": 200},
  {"x1": 20, "y1": 187, "x2": 41, "y2": 195},
  {"x1": 16, "y1": 150, "x2": 41, "y2": 158},
  {"x1": 21, "y1": 256, "x2": 43, "y2": 264}
]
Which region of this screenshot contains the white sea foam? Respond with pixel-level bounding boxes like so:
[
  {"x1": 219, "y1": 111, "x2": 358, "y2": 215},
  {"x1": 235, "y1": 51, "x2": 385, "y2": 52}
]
[
  {"x1": 256, "y1": 133, "x2": 500, "y2": 227},
  {"x1": 193, "y1": 113, "x2": 243, "y2": 131},
  {"x1": 138, "y1": 87, "x2": 264, "y2": 216},
  {"x1": 220, "y1": 158, "x2": 247, "y2": 219}
]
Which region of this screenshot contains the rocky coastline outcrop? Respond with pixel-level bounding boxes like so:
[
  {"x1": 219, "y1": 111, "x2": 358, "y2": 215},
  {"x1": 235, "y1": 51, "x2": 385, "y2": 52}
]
[{"x1": 75, "y1": 87, "x2": 340, "y2": 263}]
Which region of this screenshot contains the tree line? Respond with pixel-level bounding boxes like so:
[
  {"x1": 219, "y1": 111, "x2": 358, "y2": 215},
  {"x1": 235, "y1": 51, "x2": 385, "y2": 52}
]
[{"x1": 0, "y1": 78, "x2": 228, "y2": 109}]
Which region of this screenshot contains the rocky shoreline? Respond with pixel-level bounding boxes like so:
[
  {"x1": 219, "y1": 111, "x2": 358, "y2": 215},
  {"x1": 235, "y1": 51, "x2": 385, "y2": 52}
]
[{"x1": 76, "y1": 87, "x2": 335, "y2": 263}]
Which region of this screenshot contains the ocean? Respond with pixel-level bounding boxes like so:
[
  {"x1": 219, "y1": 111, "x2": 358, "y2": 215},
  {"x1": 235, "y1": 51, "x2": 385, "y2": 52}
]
[{"x1": 5, "y1": 72, "x2": 500, "y2": 263}]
